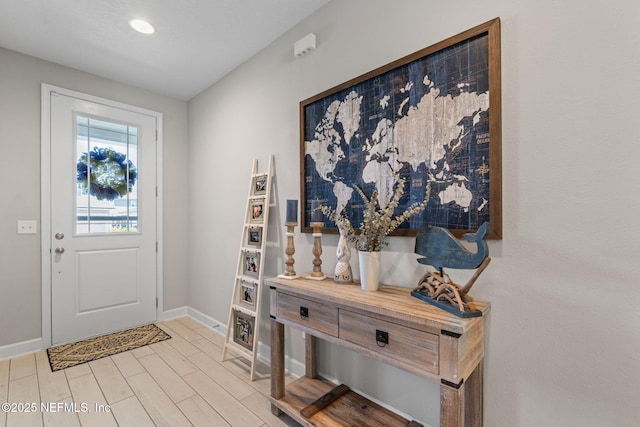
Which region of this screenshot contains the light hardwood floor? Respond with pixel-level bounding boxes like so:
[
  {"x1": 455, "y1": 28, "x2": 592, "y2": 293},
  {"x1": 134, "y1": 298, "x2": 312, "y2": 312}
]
[{"x1": 0, "y1": 317, "x2": 298, "y2": 427}]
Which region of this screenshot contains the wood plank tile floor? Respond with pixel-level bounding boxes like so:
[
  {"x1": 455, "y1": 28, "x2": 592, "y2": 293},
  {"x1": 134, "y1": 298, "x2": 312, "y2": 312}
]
[{"x1": 0, "y1": 317, "x2": 299, "y2": 427}]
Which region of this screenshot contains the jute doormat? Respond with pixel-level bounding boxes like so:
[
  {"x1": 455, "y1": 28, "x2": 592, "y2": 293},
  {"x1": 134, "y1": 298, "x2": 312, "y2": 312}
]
[{"x1": 47, "y1": 323, "x2": 171, "y2": 371}]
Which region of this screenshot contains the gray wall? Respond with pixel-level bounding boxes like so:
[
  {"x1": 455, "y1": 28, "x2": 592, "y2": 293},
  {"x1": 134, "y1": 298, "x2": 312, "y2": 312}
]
[
  {"x1": 2, "y1": 0, "x2": 639, "y2": 425},
  {"x1": 188, "y1": 1, "x2": 640, "y2": 426},
  {"x1": 0, "y1": 47, "x2": 189, "y2": 346}
]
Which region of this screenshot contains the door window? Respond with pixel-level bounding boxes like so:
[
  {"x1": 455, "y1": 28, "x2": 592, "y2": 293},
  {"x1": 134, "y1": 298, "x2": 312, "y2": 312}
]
[{"x1": 75, "y1": 115, "x2": 139, "y2": 234}]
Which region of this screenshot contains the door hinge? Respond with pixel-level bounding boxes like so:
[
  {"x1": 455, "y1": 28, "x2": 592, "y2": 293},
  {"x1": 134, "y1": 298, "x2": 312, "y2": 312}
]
[
  {"x1": 156, "y1": 298, "x2": 158, "y2": 308},
  {"x1": 156, "y1": 186, "x2": 158, "y2": 197},
  {"x1": 155, "y1": 130, "x2": 158, "y2": 141},
  {"x1": 156, "y1": 242, "x2": 158, "y2": 252}
]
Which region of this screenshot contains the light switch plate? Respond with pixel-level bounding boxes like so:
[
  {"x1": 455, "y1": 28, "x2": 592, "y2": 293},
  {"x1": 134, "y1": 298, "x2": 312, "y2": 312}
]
[{"x1": 17, "y1": 220, "x2": 37, "y2": 234}]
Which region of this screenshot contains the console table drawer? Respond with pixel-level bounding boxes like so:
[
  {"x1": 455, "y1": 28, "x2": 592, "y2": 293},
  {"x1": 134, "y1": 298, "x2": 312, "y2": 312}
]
[
  {"x1": 277, "y1": 293, "x2": 339, "y2": 337},
  {"x1": 339, "y1": 310, "x2": 439, "y2": 374}
]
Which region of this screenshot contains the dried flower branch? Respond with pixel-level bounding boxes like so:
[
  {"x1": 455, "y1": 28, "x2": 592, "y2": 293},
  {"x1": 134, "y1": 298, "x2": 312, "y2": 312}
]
[{"x1": 321, "y1": 173, "x2": 432, "y2": 252}]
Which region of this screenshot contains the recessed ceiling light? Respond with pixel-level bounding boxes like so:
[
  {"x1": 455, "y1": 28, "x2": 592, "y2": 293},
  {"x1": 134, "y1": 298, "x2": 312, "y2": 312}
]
[{"x1": 130, "y1": 19, "x2": 155, "y2": 35}]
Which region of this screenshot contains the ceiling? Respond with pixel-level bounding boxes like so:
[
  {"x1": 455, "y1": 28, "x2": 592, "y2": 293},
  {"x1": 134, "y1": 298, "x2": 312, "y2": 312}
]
[{"x1": 0, "y1": 0, "x2": 330, "y2": 100}]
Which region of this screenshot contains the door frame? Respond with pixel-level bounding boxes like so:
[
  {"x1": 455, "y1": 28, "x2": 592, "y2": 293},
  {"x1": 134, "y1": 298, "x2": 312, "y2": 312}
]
[{"x1": 40, "y1": 84, "x2": 164, "y2": 348}]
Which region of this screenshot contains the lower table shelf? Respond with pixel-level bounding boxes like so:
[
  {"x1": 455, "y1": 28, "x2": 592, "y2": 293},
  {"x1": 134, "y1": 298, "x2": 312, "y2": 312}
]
[{"x1": 270, "y1": 376, "x2": 421, "y2": 427}]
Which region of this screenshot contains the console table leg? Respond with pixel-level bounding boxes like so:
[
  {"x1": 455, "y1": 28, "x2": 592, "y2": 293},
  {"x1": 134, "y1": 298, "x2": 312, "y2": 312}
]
[
  {"x1": 464, "y1": 360, "x2": 483, "y2": 427},
  {"x1": 305, "y1": 334, "x2": 318, "y2": 378},
  {"x1": 440, "y1": 382, "x2": 463, "y2": 427},
  {"x1": 440, "y1": 360, "x2": 483, "y2": 427},
  {"x1": 271, "y1": 320, "x2": 284, "y2": 416}
]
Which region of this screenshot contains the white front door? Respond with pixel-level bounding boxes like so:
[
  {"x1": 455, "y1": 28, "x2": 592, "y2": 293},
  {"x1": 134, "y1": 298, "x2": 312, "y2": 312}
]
[{"x1": 48, "y1": 90, "x2": 158, "y2": 345}]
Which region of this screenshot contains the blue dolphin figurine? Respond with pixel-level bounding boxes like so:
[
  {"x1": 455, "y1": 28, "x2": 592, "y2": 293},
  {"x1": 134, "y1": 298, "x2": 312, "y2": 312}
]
[{"x1": 415, "y1": 222, "x2": 489, "y2": 271}]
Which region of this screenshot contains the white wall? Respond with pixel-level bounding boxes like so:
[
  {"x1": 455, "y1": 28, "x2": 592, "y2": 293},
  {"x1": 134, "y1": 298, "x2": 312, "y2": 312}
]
[
  {"x1": 0, "y1": 47, "x2": 189, "y2": 347},
  {"x1": 188, "y1": 1, "x2": 640, "y2": 426}
]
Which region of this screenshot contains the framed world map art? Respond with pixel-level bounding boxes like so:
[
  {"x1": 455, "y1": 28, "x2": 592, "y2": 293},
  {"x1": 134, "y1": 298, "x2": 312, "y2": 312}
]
[{"x1": 300, "y1": 18, "x2": 502, "y2": 239}]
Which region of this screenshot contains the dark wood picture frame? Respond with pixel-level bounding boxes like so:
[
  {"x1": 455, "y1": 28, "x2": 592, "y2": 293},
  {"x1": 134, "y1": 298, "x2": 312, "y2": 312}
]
[
  {"x1": 300, "y1": 18, "x2": 502, "y2": 239},
  {"x1": 233, "y1": 310, "x2": 255, "y2": 351},
  {"x1": 246, "y1": 227, "x2": 262, "y2": 247}
]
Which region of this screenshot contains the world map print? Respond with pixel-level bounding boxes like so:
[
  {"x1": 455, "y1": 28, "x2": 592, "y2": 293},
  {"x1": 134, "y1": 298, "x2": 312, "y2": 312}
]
[{"x1": 302, "y1": 33, "x2": 493, "y2": 234}]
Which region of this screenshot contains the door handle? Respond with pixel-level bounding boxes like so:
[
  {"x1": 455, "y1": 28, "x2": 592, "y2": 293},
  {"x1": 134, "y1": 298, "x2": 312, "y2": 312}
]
[
  {"x1": 55, "y1": 247, "x2": 65, "y2": 254},
  {"x1": 55, "y1": 232, "x2": 64, "y2": 240}
]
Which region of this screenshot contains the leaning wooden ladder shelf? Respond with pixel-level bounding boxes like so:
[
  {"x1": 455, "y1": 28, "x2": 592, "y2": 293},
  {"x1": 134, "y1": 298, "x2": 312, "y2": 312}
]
[{"x1": 222, "y1": 155, "x2": 273, "y2": 381}]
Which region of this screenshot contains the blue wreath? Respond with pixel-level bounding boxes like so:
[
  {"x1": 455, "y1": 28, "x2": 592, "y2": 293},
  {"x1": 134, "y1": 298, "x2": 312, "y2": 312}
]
[{"x1": 77, "y1": 147, "x2": 137, "y2": 201}]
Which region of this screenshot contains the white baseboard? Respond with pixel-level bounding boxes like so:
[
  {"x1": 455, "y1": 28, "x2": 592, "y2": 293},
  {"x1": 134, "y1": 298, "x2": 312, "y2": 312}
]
[
  {"x1": 0, "y1": 306, "x2": 302, "y2": 381},
  {"x1": 0, "y1": 338, "x2": 43, "y2": 360},
  {"x1": 159, "y1": 306, "x2": 189, "y2": 321},
  {"x1": 179, "y1": 308, "x2": 306, "y2": 377},
  {"x1": 1, "y1": 309, "x2": 416, "y2": 424},
  {"x1": 206, "y1": 316, "x2": 410, "y2": 421},
  {"x1": 186, "y1": 306, "x2": 227, "y2": 335},
  {"x1": 1, "y1": 308, "x2": 416, "y2": 424},
  {"x1": 256, "y1": 340, "x2": 305, "y2": 378}
]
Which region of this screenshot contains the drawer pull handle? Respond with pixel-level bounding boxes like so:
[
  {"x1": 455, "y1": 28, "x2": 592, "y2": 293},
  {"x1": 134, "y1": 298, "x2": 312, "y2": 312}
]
[
  {"x1": 376, "y1": 330, "x2": 389, "y2": 347},
  {"x1": 300, "y1": 306, "x2": 309, "y2": 319}
]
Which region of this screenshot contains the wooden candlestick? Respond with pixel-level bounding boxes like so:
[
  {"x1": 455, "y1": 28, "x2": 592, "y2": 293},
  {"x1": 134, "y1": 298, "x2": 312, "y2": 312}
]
[
  {"x1": 307, "y1": 222, "x2": 328, "y2": 280},
  {"x1": 278, "y1": 222, "x2": 299, "y2": 280}
]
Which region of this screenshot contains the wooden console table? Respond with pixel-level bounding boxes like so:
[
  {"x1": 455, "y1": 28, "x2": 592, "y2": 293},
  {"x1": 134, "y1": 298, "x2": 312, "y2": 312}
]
[{"x1": 268, "y1": 277, "x2": 490, "y2": 427}]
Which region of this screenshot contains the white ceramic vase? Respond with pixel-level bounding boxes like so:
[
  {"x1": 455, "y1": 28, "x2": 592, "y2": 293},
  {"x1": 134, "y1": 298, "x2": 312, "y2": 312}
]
[{"x1": 358, "y1": 251, "x2": 380, "y2": 291}]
